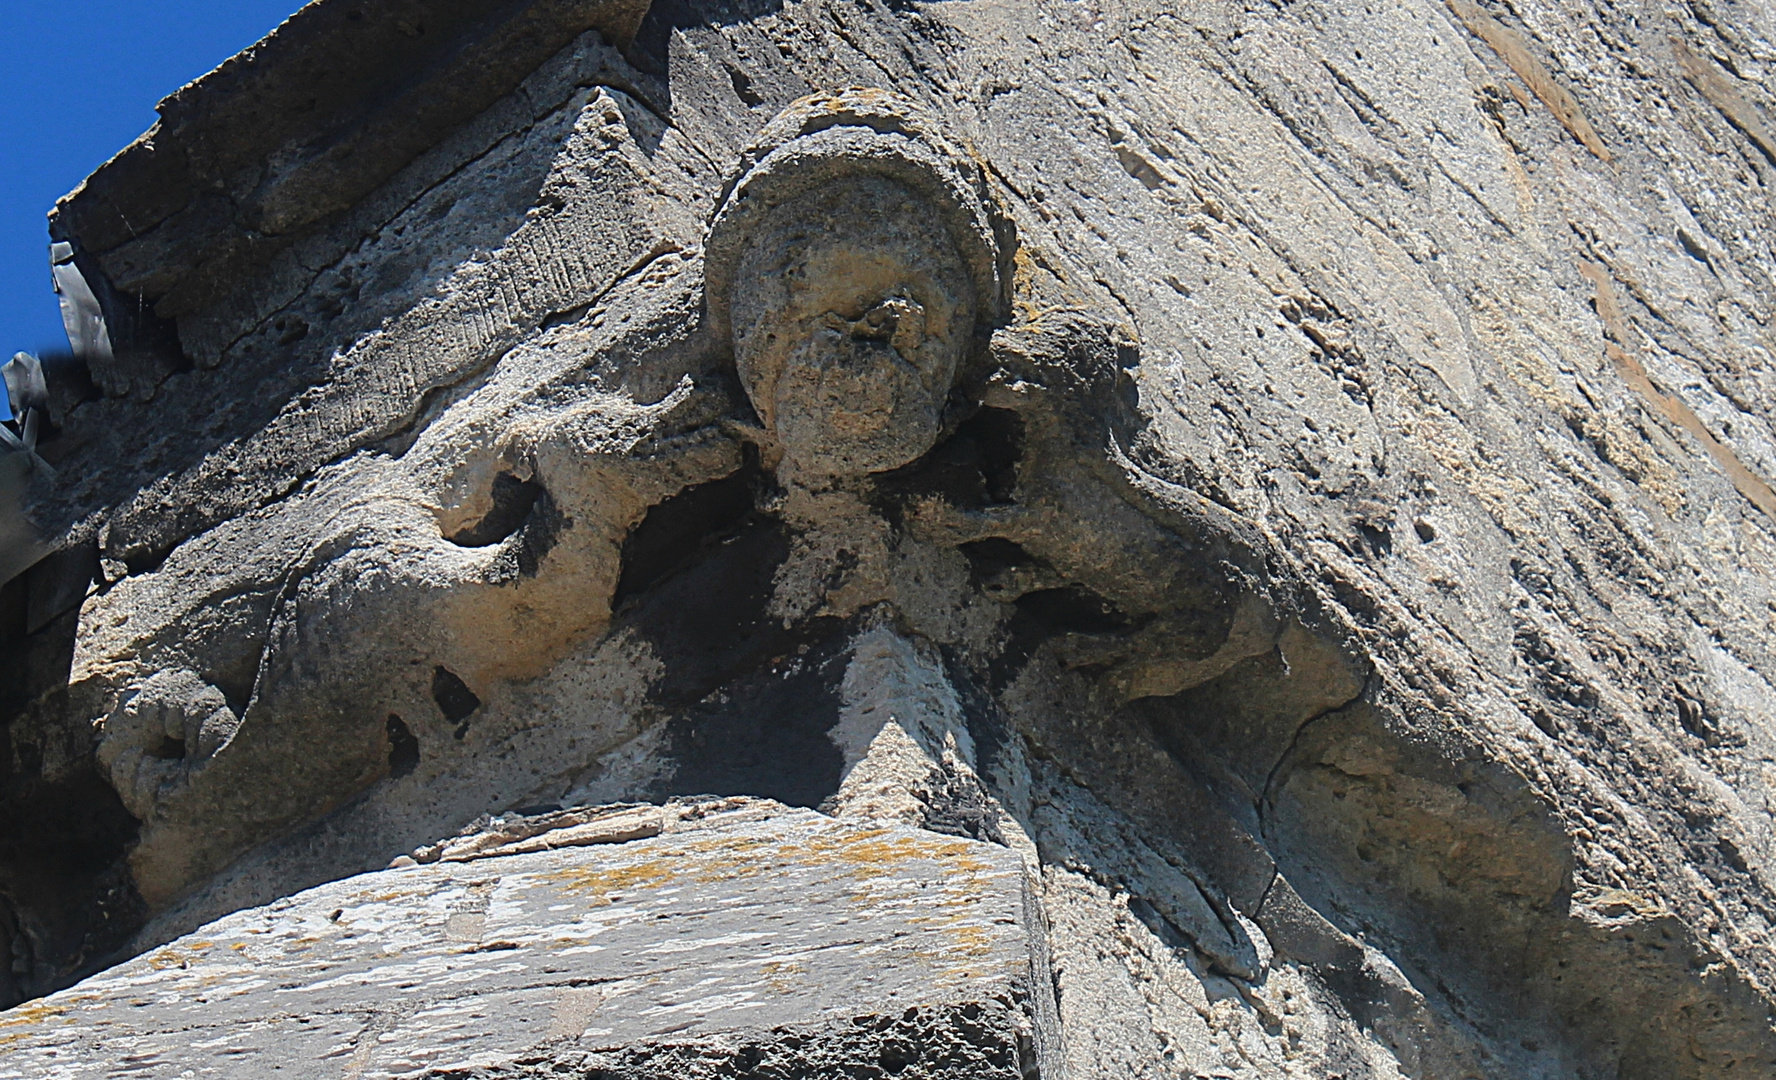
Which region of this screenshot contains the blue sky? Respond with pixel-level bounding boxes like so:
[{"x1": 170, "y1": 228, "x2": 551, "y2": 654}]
[{"x1": 0, "y1": 1, "x2": 303, "y2": 361}]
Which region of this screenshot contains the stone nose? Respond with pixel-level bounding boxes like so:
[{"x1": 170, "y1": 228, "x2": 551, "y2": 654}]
[
  {"x1": 811, "y1": 329, "x2": 919, "y2": 394},
  {"x1": 822, "y1": 296, "x2": 927, "y2": 358}
]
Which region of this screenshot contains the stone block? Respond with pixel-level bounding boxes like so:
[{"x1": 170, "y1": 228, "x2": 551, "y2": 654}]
[{"x1": 0, "y1": 801, "x2": 1051, "y2": 1079}]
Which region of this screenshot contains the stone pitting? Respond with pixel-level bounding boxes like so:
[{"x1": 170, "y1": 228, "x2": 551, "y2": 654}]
[
  {"x1": 0, "y1": 800, "x2": 1047, "y2": 1079},
  {"x1": 3, "y1": 1, "x2": 1776, "y2": 1077}
]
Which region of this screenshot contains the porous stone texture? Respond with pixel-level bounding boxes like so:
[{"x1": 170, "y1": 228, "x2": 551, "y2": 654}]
[
  {"x1": 4, "y1": 1, "x2": 1776, "y2": 1077},
  {"x1": 0, "y1": 799, "x2": 1049, "y2": 1079}
]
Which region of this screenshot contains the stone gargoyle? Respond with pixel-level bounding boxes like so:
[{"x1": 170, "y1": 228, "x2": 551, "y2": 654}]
[
  {"x1": 86, "y1": 88, "x2": 1278, "y2": 918},
  {"x1": 60, "y1": 87, "x2": 1757, "y2": 1077}
]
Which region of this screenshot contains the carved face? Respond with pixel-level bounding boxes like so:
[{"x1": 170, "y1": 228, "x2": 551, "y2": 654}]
[{"x1": 731, "y1": 175, "x2": 975, "y2": 476}]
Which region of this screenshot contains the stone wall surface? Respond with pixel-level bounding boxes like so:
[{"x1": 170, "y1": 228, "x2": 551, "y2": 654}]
[
  {"x1": 0, "y1": 799, "x2": 1048, "y2": 1080},
  {"x1": 4, "y1": 0, "x2": 1776, "y2": 1077}
]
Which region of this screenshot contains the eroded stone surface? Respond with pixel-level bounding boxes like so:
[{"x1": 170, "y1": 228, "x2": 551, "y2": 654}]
[
  {"x1": 5, "y1": 1, "x2": 1776, "y2": 1077},
  {"x1": 0, "y1": 800, "x2": 1047, "y2": 1079}
]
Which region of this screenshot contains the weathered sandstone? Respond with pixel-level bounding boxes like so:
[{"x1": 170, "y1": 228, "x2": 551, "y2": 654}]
[{"x1": 4, "y1": 1, "x2": 1776, "y2": 1076}]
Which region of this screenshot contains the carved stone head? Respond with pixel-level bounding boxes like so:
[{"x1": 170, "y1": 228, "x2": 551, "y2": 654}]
[{"x1": 705, "y1": 90, "x2": 1002, "y2": 477}]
